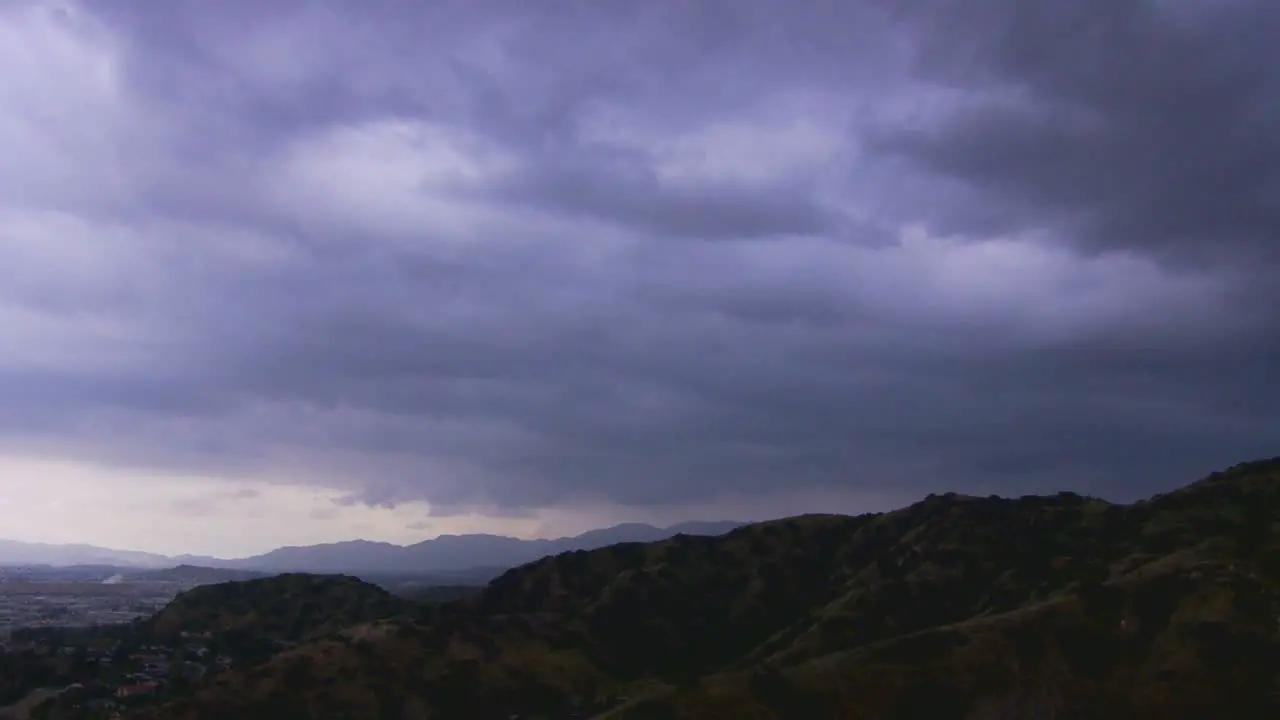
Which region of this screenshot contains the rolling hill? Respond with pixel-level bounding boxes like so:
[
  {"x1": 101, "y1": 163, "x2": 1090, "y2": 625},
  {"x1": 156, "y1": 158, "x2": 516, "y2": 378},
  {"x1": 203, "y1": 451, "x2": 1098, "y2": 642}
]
[
  {"x1": 0, "y1": 540, "x2": 173, "y2": 569},
  {"x1": 213, "y1": 521, "x2": 745, "y2": 574},
  {"x1": 125, "y1": 565, "x2": 270, "y2": 585},
  {"x1": 134, "y1": 573, "x2": 418, "y2": 668},
  {"x1": 0, "y1": 522, "x2": 743, "y2": 575},
  {"x1": 126, "y1": 458, "x2": 1279, "y2": 719}
]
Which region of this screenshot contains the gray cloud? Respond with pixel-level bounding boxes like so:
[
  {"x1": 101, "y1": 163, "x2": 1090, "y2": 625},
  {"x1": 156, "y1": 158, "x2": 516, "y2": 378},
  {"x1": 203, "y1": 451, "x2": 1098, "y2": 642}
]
[
  {"x1": 485, "y1": 155, "x2": 835, "y2": 241},
  {"x1": 875, "y1": 0, "x2": 1280, "y2": 264},
  {"x1": 169, "y1": 486, "x2": 263, "y2": 517},
  {"x1": 309, "y1": 508, "x2": 340, "y2": 522},
  {"x1": 1, "y1": 0, "x2": 1277, "y2": 525}
]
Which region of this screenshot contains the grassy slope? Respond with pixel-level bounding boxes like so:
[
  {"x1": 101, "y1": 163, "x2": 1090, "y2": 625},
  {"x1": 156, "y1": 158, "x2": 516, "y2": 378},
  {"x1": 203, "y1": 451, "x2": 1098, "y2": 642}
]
[
  {"x1": 139, "y1": 574, "x2": 415, "y2": 644},
  {"x1": 132, "y1": 458, "x2": 1280, "y2": 720}
]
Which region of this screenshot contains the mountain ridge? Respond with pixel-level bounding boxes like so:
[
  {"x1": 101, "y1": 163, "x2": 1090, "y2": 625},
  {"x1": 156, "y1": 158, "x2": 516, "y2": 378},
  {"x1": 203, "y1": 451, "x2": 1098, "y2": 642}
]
[
  {"x1": 0, "y1": 539, "x2": 174, "y2": 569},
  {"x1": 125, "y1": 456, "x2": 1280, "y2": 720},
  {"x1": 0, "y1": 520, "x2": 745, "y2": 574}
]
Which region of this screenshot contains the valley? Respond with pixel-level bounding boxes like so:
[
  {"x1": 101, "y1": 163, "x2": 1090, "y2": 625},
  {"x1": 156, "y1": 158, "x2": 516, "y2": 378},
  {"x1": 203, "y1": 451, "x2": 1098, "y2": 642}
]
[{"x1": 1, "y1": 458, "x2": 1273, "y2": 719}]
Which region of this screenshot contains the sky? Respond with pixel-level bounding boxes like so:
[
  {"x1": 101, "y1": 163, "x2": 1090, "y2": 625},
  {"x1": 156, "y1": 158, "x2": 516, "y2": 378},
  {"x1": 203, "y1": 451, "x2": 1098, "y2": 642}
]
[{"x1": 1, "y1": 0, "x2": 1278, "y2": 558}]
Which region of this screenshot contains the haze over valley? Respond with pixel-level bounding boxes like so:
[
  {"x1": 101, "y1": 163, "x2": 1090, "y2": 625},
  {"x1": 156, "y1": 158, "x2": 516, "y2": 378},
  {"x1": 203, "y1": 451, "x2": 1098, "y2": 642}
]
[{"x1": 0, "y1": 521, "x2": 744, "y2": 574}]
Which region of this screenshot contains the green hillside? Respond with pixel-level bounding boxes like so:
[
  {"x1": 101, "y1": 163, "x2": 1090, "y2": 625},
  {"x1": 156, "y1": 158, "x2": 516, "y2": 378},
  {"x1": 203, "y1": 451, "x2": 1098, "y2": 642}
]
[
  {"x1": 138, "y1": 574, "x2": 414, "y2": 650},
  {"x1": 126, "y1": 458, "x2": 1279, "y2": 719}
]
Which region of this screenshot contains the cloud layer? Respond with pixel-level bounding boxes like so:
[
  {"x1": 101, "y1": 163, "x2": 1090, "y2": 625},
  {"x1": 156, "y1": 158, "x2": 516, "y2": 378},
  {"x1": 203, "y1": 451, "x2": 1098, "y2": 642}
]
[{"x1": 3, "y1": 0, "x2": 1278, "y2": 536}]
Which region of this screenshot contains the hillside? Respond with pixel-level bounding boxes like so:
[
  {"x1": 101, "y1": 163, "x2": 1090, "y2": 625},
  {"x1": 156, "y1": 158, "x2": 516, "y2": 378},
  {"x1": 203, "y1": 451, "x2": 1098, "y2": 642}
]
[
  {"x1": 126, "y1": 565, "x2": 270, "y2": 585},
  {"x1": 0, "y1": 541, "x2": 172, "y2": 569},
  {"x1": 137, "y1": 574, "x2": 415, "y2": 652},
  {"x1": 216, "y1": 521, "x2": 744, "y2": 574},
  {"x1": 399, "y1": 585, "x2": 482, "y2": 604},
  {"x1": 0, "y1": 522, "x2": 742, "y2": 575},
  {"x1": 130, "y1": 458, "x2": 1279, "y2": 719}
]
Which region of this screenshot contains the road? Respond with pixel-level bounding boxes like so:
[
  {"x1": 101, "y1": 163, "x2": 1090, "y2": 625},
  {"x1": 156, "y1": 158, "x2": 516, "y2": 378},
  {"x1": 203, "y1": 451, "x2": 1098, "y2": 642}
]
[{"x1": 0, "y1": 687, "x2": 58, "y2": 720}]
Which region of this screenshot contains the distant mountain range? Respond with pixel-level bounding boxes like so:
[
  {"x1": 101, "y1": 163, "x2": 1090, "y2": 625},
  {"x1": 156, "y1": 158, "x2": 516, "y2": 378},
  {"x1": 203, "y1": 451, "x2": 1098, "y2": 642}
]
[
  {"x1": 124, "y1": 565, "x2": 271, "y2": 584},
  {"x1": 0, "y1": 521, "x2": 743, "y2": 574},
  {"x1": 130, "y1": 459, "x2": 1280, "y2": 720},
  {"x1": 0, "y1": 539, "x2": 174, "y2": 569}
]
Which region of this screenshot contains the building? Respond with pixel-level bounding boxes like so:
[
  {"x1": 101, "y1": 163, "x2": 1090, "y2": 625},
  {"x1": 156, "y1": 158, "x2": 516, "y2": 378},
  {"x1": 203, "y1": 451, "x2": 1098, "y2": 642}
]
[
  {"x1": 116, "y1": 682, "x2": 158, "y2": 699},
  {"x1": 182, "y1": 661, "x2": 207, "y2": 682}
]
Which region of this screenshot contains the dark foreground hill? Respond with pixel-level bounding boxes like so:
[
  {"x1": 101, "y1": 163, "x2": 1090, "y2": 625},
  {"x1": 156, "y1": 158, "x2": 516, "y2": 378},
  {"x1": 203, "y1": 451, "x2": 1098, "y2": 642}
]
[
  {"x1": 129, "y1": 458, "x2": 1280, "y2": 720},
  {"x1": 138, "y1": 574, "x2": 415, "y2": 649}
]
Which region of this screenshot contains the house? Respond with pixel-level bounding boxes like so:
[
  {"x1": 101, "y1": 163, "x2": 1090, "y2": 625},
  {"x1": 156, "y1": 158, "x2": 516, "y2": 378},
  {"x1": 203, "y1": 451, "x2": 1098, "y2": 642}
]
[
  {"x1": 116, "y1": 682, "x2": 158, "y2": 699},
  {"x1": 89, "y1": 638, "x2": 117, "y2": 653},
  {"x1": 182, "y1": 661, "x2": 207, "y2": 682}
]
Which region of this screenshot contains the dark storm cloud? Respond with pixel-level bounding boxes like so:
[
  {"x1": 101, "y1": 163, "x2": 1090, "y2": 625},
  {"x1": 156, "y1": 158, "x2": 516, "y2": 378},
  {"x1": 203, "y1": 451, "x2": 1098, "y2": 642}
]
[
  {"x1": 169, "y1": 486, "x2": 262, "y2": 517},
  {"x1": 486, "y1": 154, "x2": 834, "y2": 241},
  {"x1": 875, "y1": 0, "x2": 1280, "y2": 264},
  {"x1": 1, "y1": 0, "x2": 1277, "y2": 520}
]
